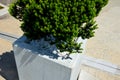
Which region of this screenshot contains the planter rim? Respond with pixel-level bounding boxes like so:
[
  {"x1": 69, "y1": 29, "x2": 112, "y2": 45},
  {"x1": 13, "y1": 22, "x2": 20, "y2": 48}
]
[{"x1": 13, "y1": 36, "x2": 87, "y2": 68}]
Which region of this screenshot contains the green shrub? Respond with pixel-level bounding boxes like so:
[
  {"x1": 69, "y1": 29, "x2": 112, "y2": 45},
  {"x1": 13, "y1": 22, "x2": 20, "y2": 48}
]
[
  {"x1": 9, "y1": 0, "x2": 108, "y2": 53},
  {"x1": 0, "y1": 6, "x2": 4, "y2": 9}
]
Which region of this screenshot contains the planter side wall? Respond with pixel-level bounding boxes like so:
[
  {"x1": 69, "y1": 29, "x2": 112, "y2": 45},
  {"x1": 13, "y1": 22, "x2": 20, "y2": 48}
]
[
  {"x1": 14, "y1": 46, "x2": 72, "y2": 80},
  {"x1": 13, "y1": 36, "x2": 87, "y2": 80}
]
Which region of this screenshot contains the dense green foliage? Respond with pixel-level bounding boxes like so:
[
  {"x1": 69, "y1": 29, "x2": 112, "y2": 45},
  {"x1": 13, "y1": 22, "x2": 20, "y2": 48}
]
[
  {"x1": 9, "y1": 0, "x2": 108, "y2": 53},
  {"x1": 0, "y1": 6, "x2": 4, "y2": 9}
]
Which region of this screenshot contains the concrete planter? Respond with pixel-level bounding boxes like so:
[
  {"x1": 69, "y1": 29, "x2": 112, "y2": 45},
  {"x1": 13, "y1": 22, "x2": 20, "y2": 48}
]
[
  {"x1": 0, "y1": 3, "x2": 8, "y2": 18},
  {"x1": 13, "y1": 36, "x2": 87, "y2": 80}
]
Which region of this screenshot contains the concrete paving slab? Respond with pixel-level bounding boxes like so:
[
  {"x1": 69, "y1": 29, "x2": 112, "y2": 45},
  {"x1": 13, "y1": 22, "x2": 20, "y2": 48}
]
[
  {"x1": 0, "y1": 75, "x2": 5, "y2": 80},
  {"x1": 83, "y1": 0, "x2": 120, "y2": 80},
  {"x1": 79, "y1": 70, "x2": 99, "y2": 80},
  {"x1": 86, "y1": 0, "x2": 120, "y2": 66},
  {"x1": 81, "y1": 65, "x2": 120, "y2": 80},
  {"x1": 0, "y1": 14, "x2": 23, "y2": 37},
  {"x1": 0, "y1": 38, "x2": 12, "y2": 54},
  {"x1": 0, "y1": 3, "x2": 8, "y2": 18}
]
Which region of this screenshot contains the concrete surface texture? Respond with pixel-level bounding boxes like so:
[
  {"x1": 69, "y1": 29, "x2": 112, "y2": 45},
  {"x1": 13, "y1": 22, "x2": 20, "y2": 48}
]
[
  {"x1": 0, "y1": 75, "x2": 5, "y2": 80},
  {"x1": 0, "y1": 14, "x2": 23, "y2": 37},
  {"x1": 86, "y1": 0, "x2": 120, "y2": 66},
  {"x1": 12, "y1": 36, "x2": 87, "y2": 80},
  {"x1": 0, "y1": 3, "x2": 8, "y2": 18},
  {"x1": 0, "y1": 38, "x2": 12, "y2": 54},
  {"x1": 83, "y1": 0, "x2": 120, "y2": 80},
  {"x1": 0, "y1": 0, "x2": 120, "y2": 80},
  {"x1": 0, "y1": 0, "x2": 15, "y2": 5}
]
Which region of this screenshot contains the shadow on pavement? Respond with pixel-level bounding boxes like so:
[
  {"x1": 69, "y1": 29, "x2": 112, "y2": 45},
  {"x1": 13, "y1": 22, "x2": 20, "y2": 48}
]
[{"x1": 0, "y1": 51, "x2": 19, "y2": 80}]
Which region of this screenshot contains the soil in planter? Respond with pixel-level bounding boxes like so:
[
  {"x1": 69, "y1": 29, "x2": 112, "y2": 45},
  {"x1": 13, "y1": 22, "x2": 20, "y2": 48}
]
[{"x1": 0, "y1": 6, "x2": 4, "y2": 9}]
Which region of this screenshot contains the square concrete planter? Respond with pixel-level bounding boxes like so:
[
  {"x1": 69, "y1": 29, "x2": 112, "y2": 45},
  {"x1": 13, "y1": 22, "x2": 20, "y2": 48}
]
[{"x1": 13, "y1": 36, "x2": 87, "y2": 80}]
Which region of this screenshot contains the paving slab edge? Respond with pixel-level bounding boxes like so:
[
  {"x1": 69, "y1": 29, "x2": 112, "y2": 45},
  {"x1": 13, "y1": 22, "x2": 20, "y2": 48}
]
[
  {"x1": 0, "y1": 3, "x2": 8, "y2": 18},
  {"x1": 0, "y1": 31, "x2": 120, "y2": 76},
  {"x1": 0, "y1": 31, "x2": 19, "y2": 43}
]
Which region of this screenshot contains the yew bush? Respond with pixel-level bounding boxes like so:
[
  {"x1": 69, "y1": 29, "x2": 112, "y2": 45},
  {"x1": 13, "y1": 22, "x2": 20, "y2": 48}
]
[{"x1": 9, "y1": 0, "x2": 108, "y2": 53}]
